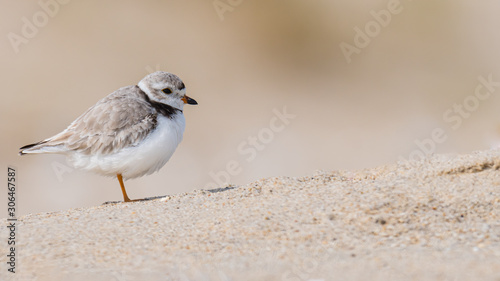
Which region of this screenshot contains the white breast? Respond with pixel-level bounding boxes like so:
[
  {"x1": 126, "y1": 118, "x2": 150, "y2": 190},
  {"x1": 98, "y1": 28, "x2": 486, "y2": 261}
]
[{"x1": 69, "y1": 114, "x2": 186, "y2": 179}]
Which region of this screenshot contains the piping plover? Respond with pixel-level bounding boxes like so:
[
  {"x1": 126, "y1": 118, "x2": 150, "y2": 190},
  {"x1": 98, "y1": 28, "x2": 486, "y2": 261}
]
[{"x1": 19, "y1": 71, "x2": 197, "y2": 202}]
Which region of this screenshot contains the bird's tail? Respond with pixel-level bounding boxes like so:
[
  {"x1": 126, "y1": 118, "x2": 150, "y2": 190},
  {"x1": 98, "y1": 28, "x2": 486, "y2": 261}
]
[{"x1": 19, "y1": 139, "x2": 65, "y2": 155}]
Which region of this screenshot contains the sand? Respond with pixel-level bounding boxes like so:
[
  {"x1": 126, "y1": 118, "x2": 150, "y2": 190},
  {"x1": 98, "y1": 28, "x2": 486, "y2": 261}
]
[{"x1": 2, "y1": 150, "x2": 500, "y2": 281}]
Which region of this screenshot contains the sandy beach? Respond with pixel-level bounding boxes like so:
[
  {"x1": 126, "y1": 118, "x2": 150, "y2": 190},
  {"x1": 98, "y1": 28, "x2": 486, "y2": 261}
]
[
  {"x1": 4, "y1": 2, "x2": 500, "y2": 280},
  {"x1": 2, "y1": 150, "x2": 499, "y2": 280}
]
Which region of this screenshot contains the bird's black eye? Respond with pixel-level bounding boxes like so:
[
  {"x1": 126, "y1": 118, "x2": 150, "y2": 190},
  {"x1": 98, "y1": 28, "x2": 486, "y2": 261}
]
[{"x1": 162, "y1": 88, "x2": 172, "y2": 94}]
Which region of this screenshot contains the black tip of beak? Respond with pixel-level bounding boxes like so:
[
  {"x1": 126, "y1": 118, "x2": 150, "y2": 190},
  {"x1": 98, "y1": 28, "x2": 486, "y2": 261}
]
[{"x1": 187, "y1": 97, "x2": 198, "y2": 105}]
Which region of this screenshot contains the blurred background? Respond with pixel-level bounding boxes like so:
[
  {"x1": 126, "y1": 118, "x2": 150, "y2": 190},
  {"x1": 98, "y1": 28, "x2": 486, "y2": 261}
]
[{"x1": 2, "y1": 0, "x2": 500, "y2": 216}]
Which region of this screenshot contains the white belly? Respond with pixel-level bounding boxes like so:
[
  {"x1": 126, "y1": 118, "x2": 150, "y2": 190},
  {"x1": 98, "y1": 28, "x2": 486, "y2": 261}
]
[{"x1": 69, "y1": 114, "x2": 186, "y2": 179}]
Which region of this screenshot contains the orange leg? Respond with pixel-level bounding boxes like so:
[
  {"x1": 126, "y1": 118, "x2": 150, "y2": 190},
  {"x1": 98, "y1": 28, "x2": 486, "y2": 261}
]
[{"x1": 117, "y1": 174, "x2": 133, "y2": 202}]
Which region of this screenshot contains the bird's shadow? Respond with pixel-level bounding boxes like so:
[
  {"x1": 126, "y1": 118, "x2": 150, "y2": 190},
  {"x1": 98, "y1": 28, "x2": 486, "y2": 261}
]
[
  {"x1": 205, "y1": 185, "x2": 237, "y2": 193},
  {"x1": 102, "y1": 185, "x2": 238, "y2": 205}
]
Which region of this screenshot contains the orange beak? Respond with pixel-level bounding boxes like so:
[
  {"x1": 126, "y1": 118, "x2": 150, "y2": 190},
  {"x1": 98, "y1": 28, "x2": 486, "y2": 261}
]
[{"x1": 182, "y1": 95, "x2": 198, "y2": 105}]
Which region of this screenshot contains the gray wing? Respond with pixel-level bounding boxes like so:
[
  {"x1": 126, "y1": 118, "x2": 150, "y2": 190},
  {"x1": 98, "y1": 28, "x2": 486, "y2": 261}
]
[{"x1": 21, "y1": 86, "x2": 157, "y2": 155}]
